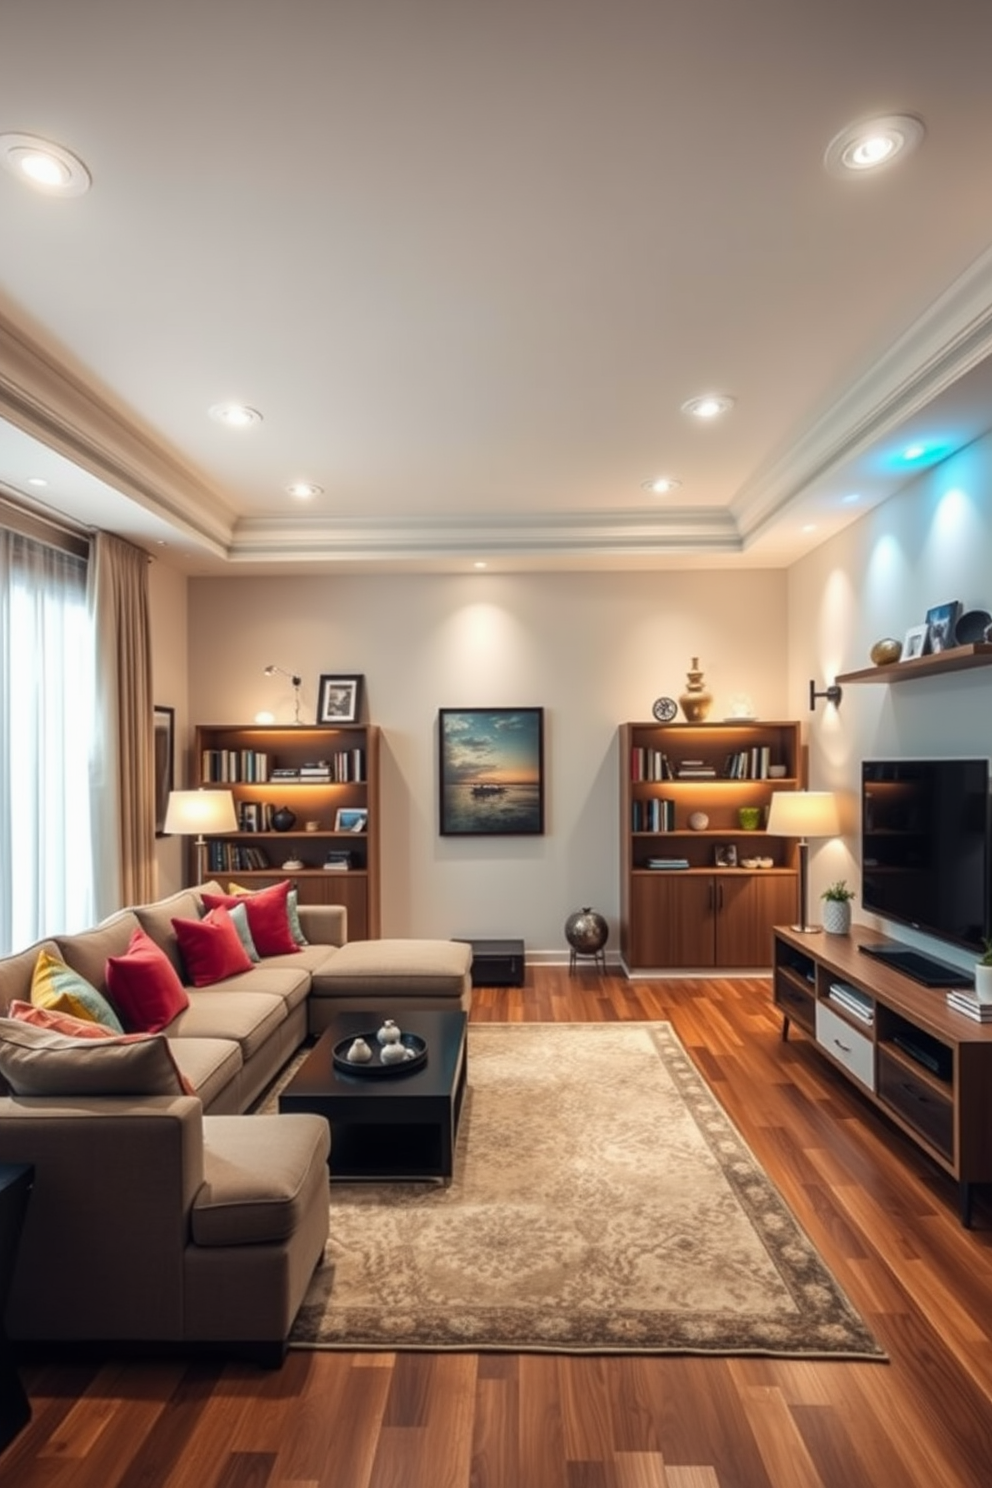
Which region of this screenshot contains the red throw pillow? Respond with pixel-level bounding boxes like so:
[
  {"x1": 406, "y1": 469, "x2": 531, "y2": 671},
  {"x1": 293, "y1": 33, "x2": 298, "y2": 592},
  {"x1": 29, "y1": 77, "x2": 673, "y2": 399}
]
[
  {"x1": 201, "y1": 880, "x2": 298, "y2": 957},
  {"x1": 105, "y1": 927, "x2": 190, "y2": 1033},
  {"x1": 172, "y1": 906, "x2": 254, "y2": 987}
]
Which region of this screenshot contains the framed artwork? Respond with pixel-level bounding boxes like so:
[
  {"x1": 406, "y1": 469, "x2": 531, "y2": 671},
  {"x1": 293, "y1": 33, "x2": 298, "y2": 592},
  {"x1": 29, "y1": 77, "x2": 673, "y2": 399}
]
[
  {"x1": 317, "y1": 673, "x2": 363, "y2": 724},
  {"x1": 334, "y1": 807, "x2": 368, "y2": 833},
  {"x1": 924, "y1": 601, "x2": 961, "y2": 654},
  {"x1": 714, "y1": 843, "x2": 737, "y2": 867},
  {"x1": 903, "y1": 623, "x2": 928, "y2": 660},
  {"x1": 153, "y1": 705, "x2": 175, "y2": 837},
  {"x1": 439, "y1": 708, "x2": 544, "y2": 836}
]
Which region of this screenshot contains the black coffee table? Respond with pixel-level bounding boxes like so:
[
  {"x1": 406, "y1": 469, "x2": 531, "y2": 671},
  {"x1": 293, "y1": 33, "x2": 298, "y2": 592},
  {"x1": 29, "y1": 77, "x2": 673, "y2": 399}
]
[{"x1": 279, "y1": 1010, "x2": 468, "y2": 1181}]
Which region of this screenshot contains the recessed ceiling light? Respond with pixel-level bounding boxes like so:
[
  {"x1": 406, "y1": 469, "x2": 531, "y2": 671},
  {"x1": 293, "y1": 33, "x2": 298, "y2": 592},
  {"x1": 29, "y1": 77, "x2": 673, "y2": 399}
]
[
  {"x1": 27, "y1": 476, "x2": 48, "y2": 487},
  {"x1": 841, "y1": 492, "x2": 861, "y2": 504},
  {"x1": 641, "y1": 477, "x2": 682, "y2": 495},
  {"x1": 903, "y1": 443, "x2": 926, "y2": 460},
  {"x1": 824, "y1": 114, "x2": 924, "y2": 176},
  {"x1": 209, "y1": 403, "x2": 262, "y2": 428},
  {"x1": 286, "y1": 482, "x2": 323, "y2": 499},
  {"x1": 681, "y1": 394, "x2": 735, "y2": 421},
  {"x1": 474, "y1": 561, "x2": 488, "y2": 570},
  {"x1": 802, "y1": 523, "x2": 817, "y2": 533},
  {"x1": 0, "y1": 132, "x2": 91, "y2": 196}
]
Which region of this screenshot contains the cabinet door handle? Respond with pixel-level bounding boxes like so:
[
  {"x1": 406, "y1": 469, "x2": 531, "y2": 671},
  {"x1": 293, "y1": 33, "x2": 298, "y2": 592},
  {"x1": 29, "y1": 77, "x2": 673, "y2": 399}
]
[
  {"x1": 833, "y1": 1037, "x2": 852, "y2": 1054},
  {"x1": 717, "y1": 883, "x2": 724, "y2": 911},
  {"x1": 900, "y1": 1081, "x2": 929, "y2": 1105}
]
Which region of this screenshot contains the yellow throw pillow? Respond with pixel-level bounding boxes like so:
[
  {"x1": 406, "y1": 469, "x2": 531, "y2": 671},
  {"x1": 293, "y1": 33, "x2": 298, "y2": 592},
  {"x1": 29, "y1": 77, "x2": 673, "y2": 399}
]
[{"x1": 31, "y1": 949, "x2": 125, "y2": 1033}]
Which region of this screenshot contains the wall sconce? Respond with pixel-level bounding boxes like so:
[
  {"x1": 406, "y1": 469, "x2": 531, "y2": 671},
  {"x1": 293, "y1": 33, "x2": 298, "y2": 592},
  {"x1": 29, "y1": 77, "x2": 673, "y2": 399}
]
[
  {"x1": 264, "y1": 664, "x2": 303, "y2": 724},
  {"x1": 809, "y1": 679, "x2": 842, "y2": 711}
]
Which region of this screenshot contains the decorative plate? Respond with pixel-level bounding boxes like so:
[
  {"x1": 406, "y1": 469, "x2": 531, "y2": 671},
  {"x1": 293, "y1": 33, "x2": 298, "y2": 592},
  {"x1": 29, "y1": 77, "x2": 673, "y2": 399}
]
[
  {"x1": 332, "y1": 1030, "x2": 428, "y2": 1077},
  {"x1": 652, "y1": 696, "x2": 678, "y2": 722}
]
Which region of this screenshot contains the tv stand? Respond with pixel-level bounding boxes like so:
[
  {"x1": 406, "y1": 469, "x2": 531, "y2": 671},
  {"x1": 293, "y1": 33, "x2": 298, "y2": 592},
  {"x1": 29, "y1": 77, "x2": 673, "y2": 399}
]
[
  {"x1": 857, "y1": 942, "x2": 974, "y2": 990},
  {"x1": 773, "y1": 924, "x2": 992, "y2": 1227}
]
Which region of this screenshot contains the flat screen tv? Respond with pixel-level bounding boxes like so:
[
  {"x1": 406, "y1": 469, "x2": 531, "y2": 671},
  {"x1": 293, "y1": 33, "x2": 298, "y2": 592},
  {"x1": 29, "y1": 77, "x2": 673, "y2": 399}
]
[{"x1": 861, "y1": 759, "x2": 991, "y2": 955}]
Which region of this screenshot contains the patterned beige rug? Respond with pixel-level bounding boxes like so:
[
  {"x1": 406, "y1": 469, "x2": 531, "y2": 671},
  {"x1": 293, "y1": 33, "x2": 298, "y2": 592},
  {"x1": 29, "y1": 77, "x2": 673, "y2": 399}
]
[{"x1": 285, "y1": 1022, "x2": 884, "y2": 1357}]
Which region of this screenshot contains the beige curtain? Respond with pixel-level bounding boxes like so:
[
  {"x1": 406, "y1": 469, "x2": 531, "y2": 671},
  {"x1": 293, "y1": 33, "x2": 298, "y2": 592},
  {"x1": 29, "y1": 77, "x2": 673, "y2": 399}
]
[{"x1": 88, "y1": 532, "x2": 155, "y2": 914}]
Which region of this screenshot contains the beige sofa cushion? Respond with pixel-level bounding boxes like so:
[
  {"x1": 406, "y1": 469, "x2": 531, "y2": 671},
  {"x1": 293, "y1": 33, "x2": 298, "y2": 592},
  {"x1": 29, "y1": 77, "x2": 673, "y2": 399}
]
[
  {"x1": 168, "y1": 1036, "x2": 243, "y2": 1107},
  {"x1": 311, "y1": 938, "x2": 472, "y2": 1000},
  {"x1": 134, "y1": 889, "x2": 206, "y2": 978},
  {"x1": 192, "y1": 1113, "x2": 330, "y2": 1246},
  {"x1": 166, "y1": 990, "x2": 287, "y2": 1061},
  {"x1": 56, "y1": 912, "x2": 140, "y2": 994},
  {"x1": 0, "y1": 1019, "x2": 190, "y2": 1097},
  {"x1": 0, "y1": 940, "x2": 61, "y2": 1015}
]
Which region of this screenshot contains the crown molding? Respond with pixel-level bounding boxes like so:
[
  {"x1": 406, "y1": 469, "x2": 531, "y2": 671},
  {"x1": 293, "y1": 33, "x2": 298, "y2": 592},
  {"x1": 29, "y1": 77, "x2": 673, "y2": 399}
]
[
  {"x1": 0, "y1": 308, "x2": 234, "y2": 554},
  {"x1": 732, "y1": 244, "x2": 992, "y2": 541},
  {"x1": 227, "y1": 506, "x2": 743, "y2": 564}
]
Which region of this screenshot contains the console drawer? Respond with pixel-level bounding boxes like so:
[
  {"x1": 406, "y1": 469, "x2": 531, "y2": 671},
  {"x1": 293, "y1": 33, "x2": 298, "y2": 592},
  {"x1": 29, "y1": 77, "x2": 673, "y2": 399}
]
[
  {"x1": 815, "y1": 1001, "x2": 875, "y2": 1092},
  {"x1": 877, "y1": 1049, "x2": 954, "y2": 1162}
]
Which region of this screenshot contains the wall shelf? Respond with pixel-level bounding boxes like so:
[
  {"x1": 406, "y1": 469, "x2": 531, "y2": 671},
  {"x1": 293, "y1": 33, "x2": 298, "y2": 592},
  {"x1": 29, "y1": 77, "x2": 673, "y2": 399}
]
[{"x1": 838, "y1": 641, "x2": 992, "y2": 685}]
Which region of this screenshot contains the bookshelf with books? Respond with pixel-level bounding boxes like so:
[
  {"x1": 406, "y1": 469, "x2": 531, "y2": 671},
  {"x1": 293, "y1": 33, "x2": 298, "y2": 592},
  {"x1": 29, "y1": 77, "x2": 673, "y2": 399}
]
[
  {"x1": 193, "y1": 723, "x2": 380, "y2": 940},
  {"x1": 619, "y1": 719, "x2": 803, "y2": 972}
]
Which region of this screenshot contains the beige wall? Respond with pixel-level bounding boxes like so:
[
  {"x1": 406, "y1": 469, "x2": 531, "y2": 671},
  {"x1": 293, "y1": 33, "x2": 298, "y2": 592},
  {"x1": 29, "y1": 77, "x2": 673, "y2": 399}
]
[
  {"x1": 149, "y1": 557, "x2": 189, "y2": 897},
  {"x1": 785, "y1": 428, "x2": 992, "y2": 972},
  {"x1": 186, "y1": 569, "x2": 789, "y2": 956}
]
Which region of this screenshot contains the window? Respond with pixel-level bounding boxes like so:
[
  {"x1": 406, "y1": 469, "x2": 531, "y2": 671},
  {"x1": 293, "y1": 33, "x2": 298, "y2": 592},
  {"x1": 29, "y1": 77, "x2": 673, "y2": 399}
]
[{"x1": 0, "y1": 525, "x2": 95, "y2": 953}]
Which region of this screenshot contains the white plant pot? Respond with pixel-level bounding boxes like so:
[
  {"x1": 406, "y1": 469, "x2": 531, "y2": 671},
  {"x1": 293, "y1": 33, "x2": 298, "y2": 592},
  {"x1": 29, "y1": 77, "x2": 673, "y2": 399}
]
[
  {"x1": 821, "y1": 899, "x2": 851, "y2": 935},
  {"x1": 974, "y1": 963, "x2": 992, "y2": 1006}
]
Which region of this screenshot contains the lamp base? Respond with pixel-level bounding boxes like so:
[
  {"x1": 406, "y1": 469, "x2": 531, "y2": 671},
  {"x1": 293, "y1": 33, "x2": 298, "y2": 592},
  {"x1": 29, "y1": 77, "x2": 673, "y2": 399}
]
[{"x1": 789, "y1": 923, "x2": 823, "y2": 934}]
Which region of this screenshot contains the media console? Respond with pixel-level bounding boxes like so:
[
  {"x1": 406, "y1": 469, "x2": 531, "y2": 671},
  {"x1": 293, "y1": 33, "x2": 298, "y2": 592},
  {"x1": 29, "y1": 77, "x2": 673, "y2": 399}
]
[{"x1": 773, "y1": 923, "x2": 992, "y2": 1227}]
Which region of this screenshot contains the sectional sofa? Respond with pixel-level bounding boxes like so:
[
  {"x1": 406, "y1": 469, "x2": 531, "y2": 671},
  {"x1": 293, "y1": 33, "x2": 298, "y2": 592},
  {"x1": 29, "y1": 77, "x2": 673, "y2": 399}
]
[{"x1": 0, "y1": 881, "x2": 472, "y2": 1361}]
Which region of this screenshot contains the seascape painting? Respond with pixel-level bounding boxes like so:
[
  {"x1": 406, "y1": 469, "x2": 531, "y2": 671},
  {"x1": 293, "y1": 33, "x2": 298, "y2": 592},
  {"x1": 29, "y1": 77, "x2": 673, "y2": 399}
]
[{"x1": 439, "y1": 709, "x2": 544, "y2": 836}]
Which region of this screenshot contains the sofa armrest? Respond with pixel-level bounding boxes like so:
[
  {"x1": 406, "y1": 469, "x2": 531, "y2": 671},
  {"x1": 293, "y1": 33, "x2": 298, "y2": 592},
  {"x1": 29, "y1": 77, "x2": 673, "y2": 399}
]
[
  {"x1": 0, "y1": 1094, "x2": 204, "y2": 1341},
  {"x1": 297, "y1": 903, "x2": 347, "y2": 947}
]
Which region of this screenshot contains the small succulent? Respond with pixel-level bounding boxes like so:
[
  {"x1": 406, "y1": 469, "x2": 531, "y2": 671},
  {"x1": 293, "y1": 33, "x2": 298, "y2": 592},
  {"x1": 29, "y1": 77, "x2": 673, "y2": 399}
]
[{"x1": 821, "y1": 879, "x2": 856, "y2": 903}]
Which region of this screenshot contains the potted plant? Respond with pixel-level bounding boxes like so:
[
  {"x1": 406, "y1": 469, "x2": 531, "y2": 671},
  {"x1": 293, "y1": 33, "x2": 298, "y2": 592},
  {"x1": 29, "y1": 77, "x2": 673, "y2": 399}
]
[
  {"x1": 820, "y1": 880, "x2": 855, "y2": 935},
  {"x1": 976, "y1": 939, "x2": 992, "y2": 1006}
]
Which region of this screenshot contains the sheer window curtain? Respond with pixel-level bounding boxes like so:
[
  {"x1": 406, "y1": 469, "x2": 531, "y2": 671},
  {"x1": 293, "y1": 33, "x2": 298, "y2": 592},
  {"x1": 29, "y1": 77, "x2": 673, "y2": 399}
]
[
  {"x1": 88, "y1": 531, "x2": 156, "y2": 918},
  {"x1": 0, "y1": 528, "x2": 94, "y2": 953}
]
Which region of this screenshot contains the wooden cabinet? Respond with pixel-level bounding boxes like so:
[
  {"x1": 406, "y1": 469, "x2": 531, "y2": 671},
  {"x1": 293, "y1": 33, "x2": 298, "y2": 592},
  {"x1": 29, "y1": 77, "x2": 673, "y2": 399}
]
[
  {"x1": 193, "y1": 724, "x2": 380, "y2": 940},
  {"x1": 619, "y1": 720, "x2": 803, "y2": 973},
  {"x1": 773, "y1": 924, "x2": 992, "y2": 1226}
]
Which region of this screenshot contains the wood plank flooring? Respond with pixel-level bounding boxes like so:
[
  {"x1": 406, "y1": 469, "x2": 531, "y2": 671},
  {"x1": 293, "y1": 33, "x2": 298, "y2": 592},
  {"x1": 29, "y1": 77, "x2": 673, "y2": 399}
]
[{"x1": 5, "y1": 966, "x2": 992, "y2": 1488}]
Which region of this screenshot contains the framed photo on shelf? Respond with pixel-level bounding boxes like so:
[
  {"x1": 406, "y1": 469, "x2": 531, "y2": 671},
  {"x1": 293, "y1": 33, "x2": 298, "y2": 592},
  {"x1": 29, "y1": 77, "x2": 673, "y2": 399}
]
[
  {"x1": 317, "y1": 673, "x2": 363, "y2": 725},
  {"x1": 438, "y1": 707, "x2": 544, "y2": 836},
  {"x1": 923, "y1": 601, "x2": 961, "y2": 654},
  {"x1": 902, "y1": 623, "x2": 928, "y2": 661},
  {"x1": 334, "y1": 807, "x2": 368, "y2": 833},
  {"x1": 153, "y1": 705, "x2": 174, "y2": 837},
  {"x1": 714, "y1": 843, "x2": 737, "y2": 868}
]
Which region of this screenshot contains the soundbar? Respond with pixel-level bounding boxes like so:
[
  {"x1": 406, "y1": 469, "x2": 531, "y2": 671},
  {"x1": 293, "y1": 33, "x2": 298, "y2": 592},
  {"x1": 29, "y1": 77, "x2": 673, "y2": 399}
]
[{"x1": 858, "y1": 942, "x2": 973, "y2": 990}]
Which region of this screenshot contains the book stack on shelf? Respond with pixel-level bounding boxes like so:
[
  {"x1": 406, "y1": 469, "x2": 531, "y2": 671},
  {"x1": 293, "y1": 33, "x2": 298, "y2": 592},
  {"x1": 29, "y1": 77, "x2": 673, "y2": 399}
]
[
  {"x1": 270, "y1": 765, "x2": 301, "y2": 783},
  {"x1": 676, "y1": 758, "x2": 716, "y2": 779},
  {"x1": 645, "y1": 856, "x2": 690, "y2": 870},
  {"x1": 323, "y1": 851, "x2": 353, "y2": 871},
  {"x1": 201, "y1": 748, "x2": 270, "y2": 783},
  {"x1": 828, "y1": 981, "x2": 874, "y2": 1024},
  {"x1": 946, "y1": 990, "x2": 992, "y2": 1023},
  {"x1": 207, "y1": 841, "x2": 271, "y2": 873},
  {"x1": 632, "y1": 798, "x2": 675, "y2": 832}
]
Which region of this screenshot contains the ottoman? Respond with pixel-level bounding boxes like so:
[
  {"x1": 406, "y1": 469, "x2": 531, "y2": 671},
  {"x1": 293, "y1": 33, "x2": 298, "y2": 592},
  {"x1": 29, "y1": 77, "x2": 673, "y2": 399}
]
[{"x1": 307, "y1": 938, "x2": 473, "y2": 1032}]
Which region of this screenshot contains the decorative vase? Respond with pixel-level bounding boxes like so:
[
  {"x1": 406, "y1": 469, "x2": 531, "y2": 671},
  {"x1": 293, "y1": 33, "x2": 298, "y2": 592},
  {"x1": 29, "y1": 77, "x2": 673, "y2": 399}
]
[
  {"x1": 376, "y1": 1019, "x2": 402, "y2": 1045},
  {"x1": 738, "y1": 807, "x2": 761, "y2": 830},
  {"x1": 564, "y1": 907, "x2": 609, "y2": 956},
  {"x1": 975, "y1": 964, "x2": 992, "y2": 1006},
  {"x1": 870, "y1": 637, "x2": 903, "y2": 666},
  {"x1": 679, "y1": 657, "x2": 712, "y2": 723},
  {"x1": 270, "y1": 805, "x2": 297, "y2": 832},
  {"x1": 822, "y1": 899, "x2": 851, "y2": 935}
]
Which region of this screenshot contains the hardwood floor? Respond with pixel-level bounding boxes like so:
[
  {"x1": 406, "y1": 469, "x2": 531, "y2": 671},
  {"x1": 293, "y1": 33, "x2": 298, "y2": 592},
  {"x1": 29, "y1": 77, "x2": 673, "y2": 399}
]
[{"x1": 6, "y1": 966, "x2": 992, "y2": 1487}]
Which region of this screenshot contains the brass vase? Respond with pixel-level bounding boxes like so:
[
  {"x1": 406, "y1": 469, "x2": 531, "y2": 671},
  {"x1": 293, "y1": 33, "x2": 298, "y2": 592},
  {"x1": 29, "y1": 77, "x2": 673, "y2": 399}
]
[{"x1": 679, "y1": 657, "x2": 712, "y2": 722}]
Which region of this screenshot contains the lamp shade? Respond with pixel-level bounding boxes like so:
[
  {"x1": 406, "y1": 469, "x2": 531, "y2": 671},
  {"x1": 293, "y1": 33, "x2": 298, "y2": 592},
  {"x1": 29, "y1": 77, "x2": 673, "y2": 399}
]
[
  {"x1": 163, "y1": 789, "x2": 238, "y2": 835},
  {"x1": 765, "y1": 791, "x2": 839, "y2": 838}
]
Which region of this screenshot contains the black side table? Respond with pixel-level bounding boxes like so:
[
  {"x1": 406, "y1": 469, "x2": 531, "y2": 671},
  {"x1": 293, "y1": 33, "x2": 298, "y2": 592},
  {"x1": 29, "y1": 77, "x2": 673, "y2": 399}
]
[{"x1": 0, "y1": 1163, "x2": 33, "y2": 1454}]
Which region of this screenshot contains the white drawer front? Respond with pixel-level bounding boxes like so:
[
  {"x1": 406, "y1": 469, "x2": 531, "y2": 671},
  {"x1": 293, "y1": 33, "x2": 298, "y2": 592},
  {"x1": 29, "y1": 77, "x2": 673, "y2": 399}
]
[{"x1": 815, "y1": 1002, "x2": 875, "y2": 1092}]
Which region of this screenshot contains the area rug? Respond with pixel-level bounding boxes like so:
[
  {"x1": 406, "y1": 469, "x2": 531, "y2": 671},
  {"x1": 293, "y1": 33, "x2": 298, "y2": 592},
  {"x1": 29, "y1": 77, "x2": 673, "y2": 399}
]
[{"x1": 284, "y1": 1022, "x2": 885, "y2": 1357}]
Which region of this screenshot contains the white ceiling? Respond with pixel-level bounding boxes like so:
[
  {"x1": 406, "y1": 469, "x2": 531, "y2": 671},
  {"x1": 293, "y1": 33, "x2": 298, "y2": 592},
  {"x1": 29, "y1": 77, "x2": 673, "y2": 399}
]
[{"x1": 2, "y1": 0, "x2": 992, "y2": 574}]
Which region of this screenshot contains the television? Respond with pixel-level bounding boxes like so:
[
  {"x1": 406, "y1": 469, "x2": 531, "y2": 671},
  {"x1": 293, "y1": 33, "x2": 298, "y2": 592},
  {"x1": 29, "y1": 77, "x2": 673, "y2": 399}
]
[{"x1": 861, "y1": 758, "x2": 991, "y2": 957}]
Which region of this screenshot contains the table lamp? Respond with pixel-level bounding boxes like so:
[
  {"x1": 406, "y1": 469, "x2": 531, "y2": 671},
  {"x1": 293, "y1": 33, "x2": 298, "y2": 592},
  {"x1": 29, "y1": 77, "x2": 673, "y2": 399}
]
[
  {"x1": 163, "y1": 789, "x2": 238, "y2": 884},
  {"x1": 765, "y1": 791, "x2": 840, "y2": 933}
]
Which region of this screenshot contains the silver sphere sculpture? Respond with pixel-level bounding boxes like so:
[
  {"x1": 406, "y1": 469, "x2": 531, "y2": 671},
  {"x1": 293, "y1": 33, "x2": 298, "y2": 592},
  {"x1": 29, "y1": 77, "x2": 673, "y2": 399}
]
[{"x1": 565, "y1": 907, "x2": 609, "y2": 974}]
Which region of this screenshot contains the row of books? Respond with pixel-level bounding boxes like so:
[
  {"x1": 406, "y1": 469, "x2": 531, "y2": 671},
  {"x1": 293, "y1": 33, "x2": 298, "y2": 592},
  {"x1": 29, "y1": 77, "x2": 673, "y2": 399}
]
[
  {"x1": 630, "y1": 748, "x2": 675, "y2": 781},
  {"x1": 724, "y1": 747, "x2": 775, "y2": 780},
  {"x1": 945, "y1": 990, "x2": 992, "y2": 1023},
  {"x1": 268, "y1": 751, "x2": 365, "y2": 783},
  {"x1": 202, "y1": 749, "x2": 270, "y2": 783},
  {"x1": 631, "y1": 798, "x2": 675, "y2": 832},
  {"x1": 630, "y1": 746, "x2": 784, "y2": 782},
  {"x1": 828, "y1": 981, "x2": 874, "y2": 1024},
  {"x1": 206, "y1": 842, "x2": 271, "y2": 872}
]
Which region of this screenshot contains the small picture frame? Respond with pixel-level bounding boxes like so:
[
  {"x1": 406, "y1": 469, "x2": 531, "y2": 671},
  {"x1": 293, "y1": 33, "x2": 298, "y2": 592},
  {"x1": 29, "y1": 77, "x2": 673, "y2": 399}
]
[
  {"x1": 714, "y1": 843, "x2": 737, "y2": 867},
  {"x1": 317, "y1": 673, "x2": 363, "y2": 724},
  {"x1": 153, "y1": 705, "x2": 175, "y2": 837},
  {"x1": 923, "y1": 601, "x2": 962, "y2": 654},
  {"x1": 334, "y1": 807, "x2": 368, "y2": 833},
  {"x1": 902, "y1": 623, "x2": 928, "y2": 661}
]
